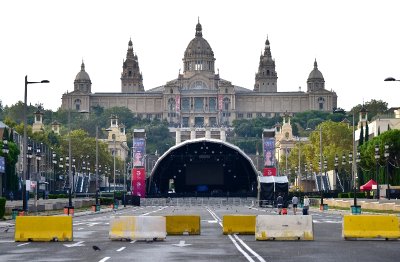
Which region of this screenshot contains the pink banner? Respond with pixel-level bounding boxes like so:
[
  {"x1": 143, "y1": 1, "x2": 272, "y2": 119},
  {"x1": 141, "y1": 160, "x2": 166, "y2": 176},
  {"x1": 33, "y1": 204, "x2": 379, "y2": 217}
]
[
  {"x1": 218, "y1": 95, "x2": 223, "y2": 111},
  {"x1": 132, "y1": 180, "x2": 145, "y2": 197},
  {"x1": 132, "y1": 168, "x2": 146, "y2": 197},
  {"x1": 176, "y1": 95, "x2": 180, "y2": 111}
]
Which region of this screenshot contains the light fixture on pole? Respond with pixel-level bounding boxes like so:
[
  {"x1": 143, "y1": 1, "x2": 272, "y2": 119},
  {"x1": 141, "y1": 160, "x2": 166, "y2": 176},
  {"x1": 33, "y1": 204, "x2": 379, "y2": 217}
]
[
  {"x1": 384, "y1": 77, "x2": 400, "y2": 82},
  {"x1": 35, "y1": 145, "x2": 41, "y2": 213},
  {"x1": 23, "y1": 76, "x2": 49, "y2": 212},
  {"x1": 384, "y1": 144, "x2": 390, "y2": 200},
  {"x1": 52, "y1": 151, "x2": 57, "y2": 192},
  {"x1": 374, "y1": 144, "x2": 380, "y2": 200},
  {"x1": 2, "y1": 137, "x2": 9, "y2": 197}
]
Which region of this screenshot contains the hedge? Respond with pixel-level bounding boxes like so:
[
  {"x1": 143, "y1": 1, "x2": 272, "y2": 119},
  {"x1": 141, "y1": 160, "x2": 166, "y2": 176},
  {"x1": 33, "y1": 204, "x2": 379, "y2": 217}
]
[{"x1": 0, "y1": 197, "x2": 5, "y2": 219}]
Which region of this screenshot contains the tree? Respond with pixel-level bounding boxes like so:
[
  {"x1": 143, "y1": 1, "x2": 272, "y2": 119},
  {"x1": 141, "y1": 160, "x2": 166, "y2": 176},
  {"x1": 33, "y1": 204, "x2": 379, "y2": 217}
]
[
  {"x1": 359, "y1": 123, "x2": 364, "y2": 147},
  {"x1": 350, "y1": 99, "x2": 388, "y2": 122}
]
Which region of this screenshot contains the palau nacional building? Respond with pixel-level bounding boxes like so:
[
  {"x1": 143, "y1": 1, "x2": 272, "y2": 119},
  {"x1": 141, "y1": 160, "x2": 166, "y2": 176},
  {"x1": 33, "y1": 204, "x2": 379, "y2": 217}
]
[{"x1": 61, "y1": 20, "x2": 337, "y2": 129}]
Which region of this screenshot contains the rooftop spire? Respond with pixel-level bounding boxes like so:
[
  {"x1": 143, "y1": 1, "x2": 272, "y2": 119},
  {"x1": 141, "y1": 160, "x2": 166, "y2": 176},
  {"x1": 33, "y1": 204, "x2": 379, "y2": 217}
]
[{"x1": 195, "y1": 17, "x2": 202, "y2": 37}]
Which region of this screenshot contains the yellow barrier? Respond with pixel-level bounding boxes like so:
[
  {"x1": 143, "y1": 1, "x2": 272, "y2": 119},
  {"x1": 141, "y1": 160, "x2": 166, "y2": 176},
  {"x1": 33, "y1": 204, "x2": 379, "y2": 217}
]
[
  {"x1": 223, "y1": 215, "x2": 256, "y2": 235},
  {"x1": 109, "y1": 216, "x2": 166, "y2": 241},
  {"x1": 342, "y1": 214, "x2": 400, "y2": 240},
  {"x1": 255, "y1": 215, "x2": 314, "y2": 241},
  {"x1": 165, "y1": 215, "x2": 200, "y2": 235},
  {"x1": 15, "y1": 216, "x2": 73, "y2": 242}
]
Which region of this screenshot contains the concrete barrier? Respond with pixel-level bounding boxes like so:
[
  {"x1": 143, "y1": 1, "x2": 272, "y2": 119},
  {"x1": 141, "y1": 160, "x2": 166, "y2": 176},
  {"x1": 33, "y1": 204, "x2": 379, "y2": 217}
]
[
  {"x1": 15, "y1": 216, "x2": 73, "y2": 242},
  {"x1": 342, "y1": 214, "x2": 400, "y2": 240},
  {"x1": 255, "y1": 215, "x2": 314, "y2": 240},
  {"x1": 223, "y1": 215, "x2": 256, "y2": 235},
  {"x1": 165, "y1": 215, "x2": 200, "y2": 235},
  {"x1": 109, "y1": 216, "x2": 166, "y2": 241}
]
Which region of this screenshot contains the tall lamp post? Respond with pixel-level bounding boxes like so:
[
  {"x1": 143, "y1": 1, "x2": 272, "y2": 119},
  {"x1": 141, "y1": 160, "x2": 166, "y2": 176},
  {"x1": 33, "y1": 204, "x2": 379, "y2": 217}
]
[
  {"x1": 384, "y1": 144, "x2": 390, "y2": 200},
  {"x1": 319, "y1": 126, "x2": 324, "y2": 209},
  {"x1": 35, "y1": 145, "x2": 41, "y2": 213},
  {"x1": 52, "y1": 151, "x2": 57, "y2": 193},
  {"x1": 2, "y1": 138, "x2": 9, "y2": 198},
  {"x1": 22, "y1": 76, "x2": 49, "y2": 212},
  {"x1": 374, "y1": 144, "x2": 380, "y2": 199}
]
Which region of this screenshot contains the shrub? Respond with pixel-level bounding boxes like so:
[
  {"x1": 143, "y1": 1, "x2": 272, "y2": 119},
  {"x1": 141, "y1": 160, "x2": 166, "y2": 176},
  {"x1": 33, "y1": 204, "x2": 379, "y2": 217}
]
[
  {"x1": 0, "y1": 197, "x2": 6, "y2": 219},
  {"x1": 99, "y1": 197, "x2": 114, "y2": 205}
]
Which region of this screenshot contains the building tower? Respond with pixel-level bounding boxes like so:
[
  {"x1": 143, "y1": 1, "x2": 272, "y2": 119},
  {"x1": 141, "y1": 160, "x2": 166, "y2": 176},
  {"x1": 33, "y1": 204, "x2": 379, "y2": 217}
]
[
  {"x1": 254, "y1": 37, "x2": 278, "y2": 92},
  {"x1": 32, "y1": 108, "x2": 44, "y2": 133},
  {"x1": 182, "y1": 18, "x2": 216, "y2": 78},
  {"x1": 74, "y1": 61, "x2": 92, "y2": 94},
  {"x1": 307, "y1": 59, "x2": 325, "y2": 92},
  {"x1": 121, "y1": 38, "x2": 144, "y2": 93}
]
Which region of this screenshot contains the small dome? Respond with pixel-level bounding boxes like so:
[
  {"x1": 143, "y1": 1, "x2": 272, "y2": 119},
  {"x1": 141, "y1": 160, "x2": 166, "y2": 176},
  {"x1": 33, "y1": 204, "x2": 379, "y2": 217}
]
[
  {"x1": 75, "y1": 61, "x2": 91, "y2": 81},
  {"x1": 308, "y1": 59, "x2": 324, "y2": 80}
]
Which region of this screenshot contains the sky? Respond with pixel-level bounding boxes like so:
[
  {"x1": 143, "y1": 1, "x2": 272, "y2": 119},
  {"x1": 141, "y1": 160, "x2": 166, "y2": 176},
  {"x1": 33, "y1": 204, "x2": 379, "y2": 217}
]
[{"x1": 1, "y1": 0, "x2": 400, "y2": 112}]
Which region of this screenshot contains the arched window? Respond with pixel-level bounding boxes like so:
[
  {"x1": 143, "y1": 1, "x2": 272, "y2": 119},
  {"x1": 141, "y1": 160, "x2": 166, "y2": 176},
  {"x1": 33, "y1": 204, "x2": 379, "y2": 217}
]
[
  {"x1": 168, "y1": 98, "x2": 176, "y2": 112},
  {"x1": 74, "y1": 99, "x2": 81, "y2": 111},
  {"x1": 223, "y1": 97, "x2": 230, "y2": 111}
]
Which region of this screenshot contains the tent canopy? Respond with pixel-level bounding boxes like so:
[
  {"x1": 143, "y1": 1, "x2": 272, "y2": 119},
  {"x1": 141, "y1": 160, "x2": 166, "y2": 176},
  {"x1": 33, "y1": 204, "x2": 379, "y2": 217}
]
[{"x1": 360, "y1": 179, "x2": 377, "y2": 191}]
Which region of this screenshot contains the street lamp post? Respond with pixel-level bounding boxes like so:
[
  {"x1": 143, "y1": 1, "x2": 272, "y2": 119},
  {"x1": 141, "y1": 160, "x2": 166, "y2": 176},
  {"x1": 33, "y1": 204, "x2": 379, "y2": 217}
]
[
  {"x1": 384, "y1": 144, "x2": 390, "y2": 200},
  {"x1": 374, "y1": 144, "x2": 380, "y2": 200},
  {"x1": 35, "y1": 145, "x2": 41, "y2": 213},
  {"x1": 113, "y1": 138, "x2": 116, "y2": 203},
  {"x1": 26, "y1": 142, "x2": 33, "y2": 212},
  {"x1": 52, "y1": 151, "x2": 57, "y2": 193},
  {"x1": 22, "y1": 76, "x2": 49, "y2": 212},
  {"x1": 319, "y1": 126, "x2": 324, "y2": 209},
  {"x1": 2, "y1": 138, "x2": 9, "y2": 198}
]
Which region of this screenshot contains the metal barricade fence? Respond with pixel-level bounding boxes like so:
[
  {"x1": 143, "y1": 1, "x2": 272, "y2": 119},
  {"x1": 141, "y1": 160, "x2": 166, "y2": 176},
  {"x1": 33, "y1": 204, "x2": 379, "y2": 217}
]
[{"x1": 140, "y1": 197, "x2": 257, "y2": 207}]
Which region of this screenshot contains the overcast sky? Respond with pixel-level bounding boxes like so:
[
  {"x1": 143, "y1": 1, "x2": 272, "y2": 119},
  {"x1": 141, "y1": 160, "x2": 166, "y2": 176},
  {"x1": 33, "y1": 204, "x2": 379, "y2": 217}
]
[{"x1": 1, "y1": 0, "x2": 399, "y2": 112}]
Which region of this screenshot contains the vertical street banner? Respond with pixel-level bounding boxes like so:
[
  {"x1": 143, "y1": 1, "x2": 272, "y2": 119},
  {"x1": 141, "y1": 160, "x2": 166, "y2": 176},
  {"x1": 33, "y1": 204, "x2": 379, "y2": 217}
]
[
  {"x1": 218, "y1": 95, "x2": 223, "y2": 111},
  {"x1": 133, "y1": 138, "x2": 145, "y2": 167},
  {"x1": 176, "y1": 95, "x2": 180, "y2": 112},
  {"x1": 132, "y1": 167, "x2": 146, "y2": 197},
  {"x1": 263, "y1": 167, "x2": 277, "y2": 176},
  {"x1": 263, "y1": 137, "x2": 275, "y2": 167}
]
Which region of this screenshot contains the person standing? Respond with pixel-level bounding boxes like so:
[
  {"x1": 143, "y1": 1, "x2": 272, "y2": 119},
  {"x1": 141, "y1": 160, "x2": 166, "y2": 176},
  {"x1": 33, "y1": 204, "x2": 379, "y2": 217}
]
[
  {"x1": 277, "y1": 194, "x2": 284, "y2": 215},
  {"x1": 303, "y1": 196, "x2": 310, "y2": 215},
  {"x1": 292, "y1": 195, "x2": 299, "y2": 215}
]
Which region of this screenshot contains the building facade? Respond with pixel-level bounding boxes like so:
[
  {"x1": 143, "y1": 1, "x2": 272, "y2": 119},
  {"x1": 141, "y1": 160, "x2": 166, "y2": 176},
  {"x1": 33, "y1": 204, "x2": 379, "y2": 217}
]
[{"x1": 61, "y1": 20, "x2": 337, "y2": 127}]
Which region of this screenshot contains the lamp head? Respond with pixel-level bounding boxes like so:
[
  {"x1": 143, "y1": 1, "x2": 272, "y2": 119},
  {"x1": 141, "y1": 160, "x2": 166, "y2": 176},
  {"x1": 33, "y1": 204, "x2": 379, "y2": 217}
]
[{"x1": 384, "y1": 77, "x2": 396, "y2": 82}]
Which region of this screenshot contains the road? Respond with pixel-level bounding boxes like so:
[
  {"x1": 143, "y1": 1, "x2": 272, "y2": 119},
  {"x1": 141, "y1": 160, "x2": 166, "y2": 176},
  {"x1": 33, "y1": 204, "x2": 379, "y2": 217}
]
[{"x1": 0, "y1": 203, "x2": 398, "y2": 262}]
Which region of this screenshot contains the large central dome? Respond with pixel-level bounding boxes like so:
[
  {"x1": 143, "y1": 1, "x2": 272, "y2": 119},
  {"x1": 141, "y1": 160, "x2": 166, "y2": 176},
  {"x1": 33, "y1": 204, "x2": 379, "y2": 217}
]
[{"x1": 182, "y1": 19, "x2": 216, "y2": 75}]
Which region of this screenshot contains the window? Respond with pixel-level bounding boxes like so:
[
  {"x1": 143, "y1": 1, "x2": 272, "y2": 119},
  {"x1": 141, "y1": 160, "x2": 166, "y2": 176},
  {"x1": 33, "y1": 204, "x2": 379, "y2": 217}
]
[
  {"x1": 156, "y1": 114, "x2": 162, "y2": 119},
  {"x1": 168, "y1": 98, "x2": 176, "y2": 112},
  {"x1": 247, "y1": 113, "x2": 252, "y2": 118},
  {"x1": 182, "y1": 98, "x2": 190, "y2": 112},
  {"x1": 182, "y1": 117, "x2": 189, "y2": 127},
  {"x1": 223, "y1": 97, "x2": 230, "y2": 111},
  {"x1": 256, "y1": 113, "x2": 262, "y2": 117},
  {"x1": 194, "y1": 97, "x2": 204, "y2": 112},
  {"x1": 146, "y1": 114, "x2": 152, "y2": 119},
  {"x1": 237, "y1": 113, "x2": 243, "y2": 118},
  {"x1": 209, "y1": 97, "x2": 217, "y2": 112},
  {"x1": 74, "y1": 99, "x2": 81, "y2": 111}
]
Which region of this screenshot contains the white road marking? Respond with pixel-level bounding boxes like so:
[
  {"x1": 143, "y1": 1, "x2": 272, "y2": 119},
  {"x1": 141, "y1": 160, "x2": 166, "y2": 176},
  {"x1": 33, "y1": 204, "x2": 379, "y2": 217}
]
[
  {"x1": 130, "y1": 240, "x2": 136, "y2": 244},
  {"x1": 98, "y1": 257, "x2": 110, "y2": 262},
  {"x1": 17, "y1": 243, "x2": 30, "y2": 247},
  {"x1": 172, "y1": 240, "x2": 192, "y2": 247},
  {"x1": 142, "y1": 206, "x2": 167, "y2": 216},
  {"x1": 206, "y1": 207, "x2": 265, "y2": 262},
  {"x1": 0, "y1": 240, "x2": 15, "y2": 243},
  {"x1": 116, "y1": 247, "x2": 126, "y2": 252},
  {"x1": 228, "y1": 235, "x2": 255, "y2": 262},
  {"x1": 64, "y1": 241, "x2": 85, "y2": 248}
]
